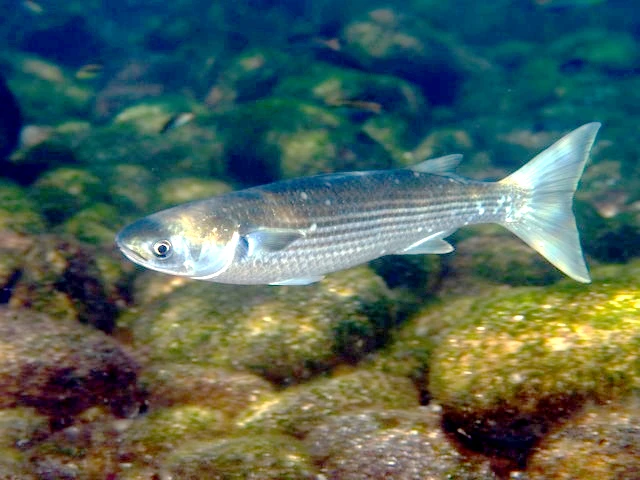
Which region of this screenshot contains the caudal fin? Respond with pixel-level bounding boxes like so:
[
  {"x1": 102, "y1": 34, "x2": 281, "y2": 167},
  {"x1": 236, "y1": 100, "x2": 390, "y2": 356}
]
[{"x1": 499, "y1": 123, "x2": 601, "y2": 283}]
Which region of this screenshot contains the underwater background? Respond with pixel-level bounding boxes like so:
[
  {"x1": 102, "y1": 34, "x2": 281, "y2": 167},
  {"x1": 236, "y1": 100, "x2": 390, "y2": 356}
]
[{"x1": 0, "y1": 0, "x2": 639, "y2": 478}]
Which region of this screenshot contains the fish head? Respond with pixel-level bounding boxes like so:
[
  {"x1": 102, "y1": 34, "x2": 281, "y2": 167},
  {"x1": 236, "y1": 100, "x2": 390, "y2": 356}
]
[{"x1": 116, "y1": 208, "x2": 240, "y2": 279}]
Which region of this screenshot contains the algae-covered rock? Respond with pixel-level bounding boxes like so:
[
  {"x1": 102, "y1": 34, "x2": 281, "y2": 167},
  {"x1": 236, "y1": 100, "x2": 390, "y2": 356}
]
[
  {"x1": 306, "y1": 407, "x2": 496, "y2": 479},
  {"x1": 0, "y1": 308, "x2": 139, "y2": 425},
  {"x1": 29, "y1": 167, "x2": 107, "y2": 225},
  {"x1": 236, "y1": 370, "x2": 419, "y2": 436},
  {"x1": 0, "y1": 180, "x2": 46, "y2": 234},
  {"x1": 340, "y1": 8, "x2": 475, "y2": 106},
  {"x1": 220, "y1": 97, "x2": 390, "y2": 184},
  {"x1": 428, "y1": 260, "x2": 640, "y2": 452},
  {"x1": 27, "y1": 406, "x2": 128, "y2": 478},
  {"x1": 0, "y1": 407, "x2": 49, "y2": 449},
  {"x1": 121, "y1": 266, "x2": 395, "y2": 384},
  {"x1": 112, "y1": 96, "x2": 197, "y2": 134},
  {"x1": 9, "y1": 235, "x2": 124, "y2": 332},
  {"x1": 274, "y1": 63, "x2": 426, "y2": 119},
  {"x1": 59, "y1": 202, "x2": 121, "y2": 245},
  {"x1": 161, "y1": 435, "x2": 317, "y2": 479},
  {"x1": 550, "y1": 29, "x2": 639, "y2": 73},
  {"x1": 213, "y1": 48, "x2": 292, "y2": 109},
  {"x1": 527, "y1": 399, "x2": 640, "y2": 479},
  {"x1": 140, "y1": 363, "x2": 274, "y2": 414},
  {"x1": 73, "y1": 121, "x2": 225, "y2": 181},
  {"x1": 156, "y1": 177, "x2": 232, "y2": 209},
  {"x1": 119, "y1": 405, "x2": 229, "y2": 464},
  {"x1": 0, "y1": 448, "x2": 36, "y2": 479},
  {"x1": 2, "y1": 53, "x2": 93, "y2": 123},
  {"x1": 107, "y1": 163, "x2": 155, "y2": 213}
]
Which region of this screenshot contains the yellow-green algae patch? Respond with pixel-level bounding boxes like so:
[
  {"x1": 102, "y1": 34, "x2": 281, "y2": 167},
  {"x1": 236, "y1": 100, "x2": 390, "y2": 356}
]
[
  {"x1": 119, "y1": 266, "x2": 394, "y2": 384},
  {"x1": 427, "y1": 260, "x2": 640, "y2": 446},
  {"x1": 236, "y1": 369, "x2": 419, "y2": 437}
]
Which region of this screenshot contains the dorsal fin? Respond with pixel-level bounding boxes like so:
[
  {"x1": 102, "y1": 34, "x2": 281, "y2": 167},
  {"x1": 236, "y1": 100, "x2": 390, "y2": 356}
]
[{"x1": 408, "y1": 154, "x2": 463, "y2": 174}]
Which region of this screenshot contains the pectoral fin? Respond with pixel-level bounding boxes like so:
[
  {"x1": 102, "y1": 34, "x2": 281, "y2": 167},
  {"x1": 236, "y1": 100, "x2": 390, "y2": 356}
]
[
  {"x1": 398, "y1": 230, "x2": 456, "y2": 255},
  {"x1": 242, "y1": 228, "x2": 305, "y2": 256}
]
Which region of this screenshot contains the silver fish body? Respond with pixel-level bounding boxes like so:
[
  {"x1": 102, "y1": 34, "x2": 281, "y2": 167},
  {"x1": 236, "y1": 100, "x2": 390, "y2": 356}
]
[{"x1": 116, "y1": 123, "x2": 601, "y2": 285}]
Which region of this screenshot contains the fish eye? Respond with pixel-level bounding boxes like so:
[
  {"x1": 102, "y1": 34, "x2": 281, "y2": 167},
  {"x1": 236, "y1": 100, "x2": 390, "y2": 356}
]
[{"x1": 152, "y1": 239, "x2": 172, "y2": 259}]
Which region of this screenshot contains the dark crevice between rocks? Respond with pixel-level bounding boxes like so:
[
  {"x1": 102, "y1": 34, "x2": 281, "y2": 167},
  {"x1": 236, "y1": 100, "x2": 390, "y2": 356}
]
[{"x1": 0, "y1": 269, "x2": 21, "y2": 304}]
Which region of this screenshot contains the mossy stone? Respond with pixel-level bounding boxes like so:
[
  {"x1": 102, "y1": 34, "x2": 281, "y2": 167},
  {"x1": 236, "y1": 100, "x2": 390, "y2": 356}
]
[
  {"x1": 156, "y1": 177, "x2": 232, "y2": 209},
  {"x1": 121, "y1": 266, "x2": 395, "y2": 384},
  {"x1": 236, "y1": 369, "x2": 419, "y2": 437},
  {"x1": 161, "y1": 435, "x2": 317, "y2": 479},
  {"x1": 29, "y1": 167, "x2": 106, "y2": 225},
  {"x1": 428, "y1": 260, "x2": 640, "y2": 447},
  {"x1": 59, "y1": 203, "x2": 121, "y2": 245},
  {"x1": 0, "y1": 181, "x2": 46, "y2": 234}
]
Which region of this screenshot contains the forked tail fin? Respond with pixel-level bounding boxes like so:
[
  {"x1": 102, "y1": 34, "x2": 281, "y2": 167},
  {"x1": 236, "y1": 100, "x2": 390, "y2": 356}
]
[{"x1": 499, "y1": 123, "x2": 601, "y2": 283}]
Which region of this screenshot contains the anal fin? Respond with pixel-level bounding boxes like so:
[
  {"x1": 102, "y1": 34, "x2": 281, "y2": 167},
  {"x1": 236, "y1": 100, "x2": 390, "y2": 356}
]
[{"x1": 398, "y1": 230, "x2": 456, "y2": 255}]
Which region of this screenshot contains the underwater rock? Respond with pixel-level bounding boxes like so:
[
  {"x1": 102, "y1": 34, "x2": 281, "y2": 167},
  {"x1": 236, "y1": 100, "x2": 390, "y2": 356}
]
[
  {"x1": 74, "y1": 120, "x2": 225, "y2": 181},
  {"x1": 0, "y1": 181, "x2": 46, "y2": 235},
  {"x1": 339, "y1": 8, "x2": 482, "y2": 106},
  {"x1": 121, "y1": 266, "x2": 396, "y2": 384},
  {"x1": 549, "y1": 29, "x2": 639, "y2": 73},
  {"x1": 29, "y1": 167, "x2": 107, "y2": 225},
  {"x1": 0, "y1": 308, "x2": 139, "y2": 427},
  {"x1": 274, "y1": 63, "x2": 427, "y2": 120},
  {"x1": 316, "y1": 409, "x2": 497, "y2": 480},
  {"x1": 236, "y1": 370, "x2": 419, "y2": 437},
  {"x1": 2, "y1": 53, "x2": 93, "y2": 124},
  {"x1": 527, "y1": 399, "x2": 640, "y2": 479},
  {"x1": 7, "y1": 139, "x2": 78, "y2": 186},
  {"x1": 220, "y1": 97, "x2": 391, "y2": 184},
  {"x1": 140, "y1": 363, "x2": 274, "y2": 413},
  {"x1": 156, "y1": 177, "x2": 232, "y2": 210},
  {"x1": 119, "y1": 405, "x2": 230, "y2": 467},
  {"x1": 0, "y1": 407, "x2": 49, "y2": 450},
  {"x1": 59, "y1": 203, "x2": 122, "y2": 245},
  {"x1": 8, "y1": 235, "x2": 125, "y2": 333},
  {"x1": 209, "y1": 48, "x2": 290, "y2": 110},
  {"x1": 428, "y1": 260, "x2": 640, "y2": 459},
  {"x1": 160, "y1": 435, "x2": 317, "y2": 479}
]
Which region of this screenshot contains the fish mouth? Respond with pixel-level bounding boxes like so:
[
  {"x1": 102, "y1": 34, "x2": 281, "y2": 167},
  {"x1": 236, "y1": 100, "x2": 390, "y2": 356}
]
[
  {"x1": 116, "y1": 243, "x2": 146, "y2": 264},
  {"x1": 115, "y1": 232, "x2": 147, "y2": 265}
]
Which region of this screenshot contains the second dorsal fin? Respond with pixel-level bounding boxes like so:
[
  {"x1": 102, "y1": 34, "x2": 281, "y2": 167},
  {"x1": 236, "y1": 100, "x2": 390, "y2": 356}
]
[{"x1": 408, "y1": 154, "x2": 463, "y2": 174}]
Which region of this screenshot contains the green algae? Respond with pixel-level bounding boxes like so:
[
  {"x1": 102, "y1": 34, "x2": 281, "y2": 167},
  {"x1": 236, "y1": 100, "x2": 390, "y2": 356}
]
[
  {"x1": 427, "y1": 260, "x2": 640, "y2": 447},
  {"x1": 236, "y1": 369, "x2": 419, "y2": 437},
  {"x1": 120, "y1": 266, "x2": 395, "y2": 384},
  {"x1": 156, "y1": 177, "x2": 232, "y2": 209},
  {"x1": 29, "y1": 167, "x2": 107, "y2": 225},
  {"x1": 162, "y1": 435, "x2": 317, "y2": 479},
  {"x1": 0, "y1": 181, "x2": 46, "y2": 234},
  {"x1": 120, "y1": 405, "x2": 229, "y2": 461}
]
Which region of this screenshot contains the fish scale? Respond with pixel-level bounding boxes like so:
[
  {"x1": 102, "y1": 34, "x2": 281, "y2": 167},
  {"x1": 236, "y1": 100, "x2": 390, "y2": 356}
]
[{"x1": 116, "y1": 123, "x2": 601, "y2": 285}]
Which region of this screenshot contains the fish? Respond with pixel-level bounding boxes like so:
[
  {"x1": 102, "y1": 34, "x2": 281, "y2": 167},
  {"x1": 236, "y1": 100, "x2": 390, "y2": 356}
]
[
  {"x1": 116, "y1": 123, "x2": 601, "y2": 285},
  {"x1": 160, "y1": 112, "x2": 195, "y2": 134},
  {"x1": 75, "y1": 63, "x2": 104, "y2": 80}
]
